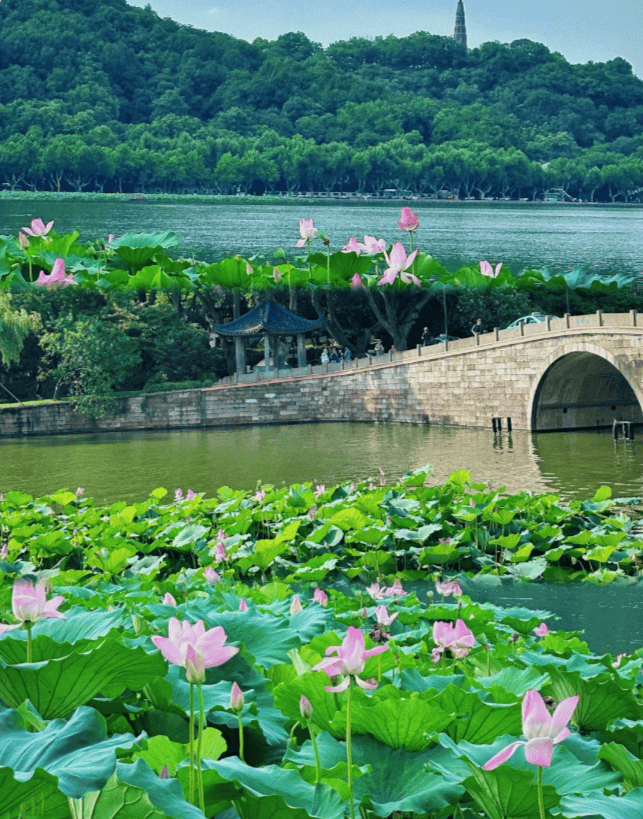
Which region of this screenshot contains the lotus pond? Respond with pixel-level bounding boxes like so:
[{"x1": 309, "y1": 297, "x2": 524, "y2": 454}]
[{"x1": 1, "y1": 469, "x2": 643, "y2": 819}]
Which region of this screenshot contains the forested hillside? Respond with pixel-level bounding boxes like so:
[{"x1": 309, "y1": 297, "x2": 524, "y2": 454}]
[{"x1": 1, "y1": 0, "x2": 643, "y2": 200}]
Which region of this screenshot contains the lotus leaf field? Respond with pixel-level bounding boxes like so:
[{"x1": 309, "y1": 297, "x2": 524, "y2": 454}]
[{"x1": 1, "y1": 469, "x2": 643, "y2": 819}]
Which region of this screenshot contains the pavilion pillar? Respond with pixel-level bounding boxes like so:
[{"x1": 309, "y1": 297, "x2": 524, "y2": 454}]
[
  {"x1": 234, "y1": 336, "x2": 246, "y2": 375},
  {"x1": 296, "y1": 333, "x2": 306, "y2": 368},
  {"x1": 264, "y1": 334, "x2": 271, "y2": 369}
]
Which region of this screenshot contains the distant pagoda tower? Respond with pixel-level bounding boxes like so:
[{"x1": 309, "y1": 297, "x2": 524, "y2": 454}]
[{"x1": 453, "y1": 0, "x2": 467, "y2": 48}]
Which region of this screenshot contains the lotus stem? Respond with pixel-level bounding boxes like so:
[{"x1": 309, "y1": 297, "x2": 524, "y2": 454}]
[
  {"x1": 346, "y1": 679, "x2": 356, "y2": 819},
  {"x1": 377, "y1": 653, "x2": 382, "y2": 682},
  {"x1": 197, "y1": 683, "x2": 206, "y2": 812},
  {"x1": 237, "y1": 709, "x2": 245, "y2": 762},
  {"x1": 308, "y1": 720, "x2": 322, "y2": 784},
  {"x1": 26, "y1": 622, "x2": 32, "y2": 664},
  {"x1": 537, "y1": 764, "x2": 546, "y2": 819},
  {"x1": 188, "y1": 682, "x2": 195, "y2": 804}
]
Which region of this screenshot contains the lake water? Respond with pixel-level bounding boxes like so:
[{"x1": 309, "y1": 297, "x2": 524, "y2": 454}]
[{"x1": 2, "y1": 198, "x2": 643, "y2": 278}]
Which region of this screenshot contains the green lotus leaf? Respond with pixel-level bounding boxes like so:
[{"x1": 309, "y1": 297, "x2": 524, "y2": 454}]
[
  {"x1": 0, "y1": 639, "x2": 167, "y2": 719},
  {"x1": 476, "y1": 666, "x2": 549, "y2": 697},
  {"x1": 172, "y1": 523, "x2": 210, "y2": 549},
  {"x1": 463, "y1": 765, "x2": 559, "y2": 819},
  {"x1": 273, "y1": 671, "x2": 340, "y2": 734},
  {"x1": 598, "y1": 742, "x2": 643, "y2": 791},
  {"x1": 209, "y1": 757, "x2": 346, "y2": 819},
  {"x1": 434, "y1": 685, "x2": 522, "y2": 745},
  {"x1": 0, "y1": 705, "x2": 141, "y2": 810},
  {"x1": 110, "y1": 231, "x2": 180, "y2": 269},
  {"x1": 547, "y1": 668, "x2": 642, "y2": 731},
  {"x1": 335, "y1": 695, "x2": 453, "y2": 751},
  {"x1": 554, "y1": 788, "x2": 643, "y2": 819}
]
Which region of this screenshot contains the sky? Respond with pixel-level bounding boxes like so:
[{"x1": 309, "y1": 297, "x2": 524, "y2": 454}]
[{"x1": 128, "y1": 0, "x2": 643, "y2": 78}]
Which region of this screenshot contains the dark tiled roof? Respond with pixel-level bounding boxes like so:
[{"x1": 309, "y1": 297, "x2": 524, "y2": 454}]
[{"x1": 211, "y1": 299, "x2": 326, "y2": 337}]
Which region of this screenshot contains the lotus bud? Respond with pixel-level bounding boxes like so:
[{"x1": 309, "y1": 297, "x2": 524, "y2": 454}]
[
  {"x1": 204, "y1": 567, "x2": 220, "y2": 583},
  {"x1": 75, "y1": 487, "x2": 84, "y2": 497},
  {"x1": 0, "y1": 544, "x2": 8, "y2": 560},
  {"x1": 174, "y1": 488, "x2": 183, "y2": 502},
  {"x1": 186, "y1": 489, "x2": 196, "y2": 500},
  {"x1": 534, "y1": 622, "x2": 549, "y2": 637},
  {"x1": 290, "y1": 595, "x2": 303, "y2": 615},
  {"x1": 299, "y1": 695, "x2": 313, "y2": 719},
  {"x1": 163, "y1": 592, "x2": 177, "y2": 606},
  {"x1": 230, "y1": 681, "x2": 244, "y2": 712},
  {"x1": 239, "y1": 598, "x2": 248, "y2": 611},
  {"x1": 185, "y1": 644, "x2": 206, "y2": 684},
  {"x1": 313, "y1": 588, "x2": 328, "y2": 607}
]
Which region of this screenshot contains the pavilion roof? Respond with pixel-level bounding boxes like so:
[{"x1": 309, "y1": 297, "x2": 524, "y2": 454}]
[{"x1": 211, "y1": 299, "x2": 326, "y2": 337}]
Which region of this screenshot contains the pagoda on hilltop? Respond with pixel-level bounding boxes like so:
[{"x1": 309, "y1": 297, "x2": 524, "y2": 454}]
[{"x1": 454, "y1": 0, "x2": 467, "y2": 48}]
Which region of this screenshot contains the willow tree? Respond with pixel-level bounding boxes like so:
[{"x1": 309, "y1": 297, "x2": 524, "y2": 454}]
[{"x1": 0, "y1": 293, "x2": 41, "y2": 403}]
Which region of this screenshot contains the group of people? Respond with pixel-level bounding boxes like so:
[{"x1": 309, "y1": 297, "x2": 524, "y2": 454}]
[{"x1": 321, "y1": 346, "x2": 352, "y2": 364}]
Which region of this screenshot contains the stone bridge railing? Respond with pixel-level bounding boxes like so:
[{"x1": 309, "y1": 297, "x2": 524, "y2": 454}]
[{"x1": 215, "y1": 310, "x2": 642, "y2": 388}]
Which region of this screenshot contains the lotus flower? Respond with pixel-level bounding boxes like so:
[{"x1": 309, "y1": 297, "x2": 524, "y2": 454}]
[
  {"x1": 22, "y1": 217, "x2": 54, "y2": 238},
  {"x1": 362, "y1": 235, "x2": 387, "y2": 254},
  {"x1": 377, "y1": 242, "x2": 420, "y2": 286},
  {"x1": 384, "y1": 579, "x2": 407, "y2": 597},
  {"x1": 186, "y1": 489, "x2": 196, "y2": 500},
  {"x1": 204, "y1": 567, "x2": 220, "y2": 583},
  {"x1": 35, "y1": 258, "x2": 75, "y2": 288},
  {"x1": 397, "y1": 206, "x2": 419, "y2": 232},
  {"x1": 253, "y1": 488, "x2": 266, "y2": 504},
  {"x1": 151, "y1": 617, "x2": 238, "y2": 685},
  {"x1": 432, "y1": 619, "x2": 475, "y2": 662},
  {"x1": 435, "y1": 578, "x2": 463, "y2": 597},
  {"x1": 365, "y1": 582, "x2": 387, "y2": 601},
  {"x1": 313, "y1": 588, "x2": 328, "y2": 606},
  {"x1": 374, "y1": 605, "x2": 398, "y2": 626},
  {"x1": 342, "y1": 236, "x2": 363, "y2": 253},
  {"x1": 174, "y1": 488, "x2": 184, "y2": 502},
  {"x1": 107, "y1": 234, "x2": 114, "y2": 243},
  {"x1": 484, "y1": 689, "x2": 579, "y2": 769},
  {"x1": 534, "y1": 622, "x2": 549, "y2": 637},
  {"x1": 238, "y1": 598, "x2": 248, "y2": 612},
  {"x1": 12, "y1": 579, "x2": 65, "y2": 623},
  {"x1": 296, "y1": 218, "x2": 318, "y2": 248},
  {"x1": 350, "y1": 273, "x2": 365, "y2": 289},
  {"x1": 480, "y1": 260, "x2": 503, "y2": 278},
  {"x1": 290, "y1": 595, "x2": 303, "y2": 615},
  {"x1": 312, "y1": 626, "x2": 388, "y2": 692},
  {"x1": 315, "y1": 484, "x2": 326, "y2": 497},
  {"x1": 163, "y1": 592, "x2": 177, "y2": 606},
  {"x1": 230, "y1": 681, "x2": 244, "y2": 712}
]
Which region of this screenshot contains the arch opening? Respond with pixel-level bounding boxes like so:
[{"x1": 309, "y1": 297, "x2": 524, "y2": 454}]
[{"x1": 532, "y1": 352, "x2": 643, "y2": 431}]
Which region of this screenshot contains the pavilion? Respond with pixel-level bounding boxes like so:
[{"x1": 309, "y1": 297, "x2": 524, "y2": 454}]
[{"x1": 210, "y1": 299, "x2": 326, "y2": 374}]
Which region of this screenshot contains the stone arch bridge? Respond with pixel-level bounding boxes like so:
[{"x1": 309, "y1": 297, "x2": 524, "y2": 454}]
[
  {"x1": 209, "y1": 311, "x2": 643, "y2": 432},
  {"x1": 2, "y1": 312, "x2": 642, "y2": 438}
]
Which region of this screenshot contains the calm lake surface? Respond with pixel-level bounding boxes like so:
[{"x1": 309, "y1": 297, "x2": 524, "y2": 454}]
[{"x1": 2, "y1": 198, "x2": 643, "y2": 278}]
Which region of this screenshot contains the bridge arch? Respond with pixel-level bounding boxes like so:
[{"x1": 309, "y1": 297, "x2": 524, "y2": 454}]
[{"x1": 528, "y1": 342, "x2": 643, "y2": 431}]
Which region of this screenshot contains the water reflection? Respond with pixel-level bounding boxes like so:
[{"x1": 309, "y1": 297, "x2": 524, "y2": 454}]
[
  {"x1": 1, "y1": 422, "x2": 642, "y2": 505},
  {"x1": 463, "y1": 577, "x2": 643, "y2": 656}
]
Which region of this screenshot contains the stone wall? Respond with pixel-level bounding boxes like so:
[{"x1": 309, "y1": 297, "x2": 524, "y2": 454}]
[{"x1": 1, "y1": 315, "x2": 643, "y2": 438}]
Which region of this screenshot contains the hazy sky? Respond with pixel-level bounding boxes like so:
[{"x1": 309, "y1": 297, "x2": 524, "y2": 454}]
[{"x1": 128, "y1": 0, "x2": 643, "y2": 78}]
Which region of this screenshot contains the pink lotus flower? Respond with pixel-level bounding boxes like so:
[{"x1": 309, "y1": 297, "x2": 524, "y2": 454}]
[
  {"x1": 296, "y1": 218, "x2": 318, "y2": 248},
  {"x1": 534, "y1": 622, "x2": 549, "y2": 637},
  {"x1": 435, "y1": 579, "x2": 463, "y2": 597},
  {"x1": 362, "y1": 235, "x2": 387, "y2": 255},
  {"x1": 374, "y1": 605, "x2": 398, "y2": 626},
  {"x1": 342, "y1": 237, "x2": 363, "y2": 254},
  {"x1": 186, "y1": 489, "x2": 196, "y2": 500},
  {"x1": 612, "y1": 653, "x2": 629, "y2": 668},
  {"x1": 350, "y1": 273, "x2": 365, "y2": 289},
  {"x1": 299, "y1": 695, "x2": 313, "y2": 719},
  {"x1": 174, "y1": 488, "x2": 184, "y2": 502},
  {"x1": 253, "y1": 488, "x2": 266, "y2": 504},
  {"x1": 35, "y1": 258, "x2": 75, "y2": 288},
  {"x1": 313, "y1": 588, "x2": 328, "y2": 606},
  {"x1": 312, "y1": 626, "x2": 388, "y2": 692},
  {"x1": 273, "y1": 267, "x2": 282, "y2": 281},
  {"x1": 365, "y1": 582, "x2": 387, "y2": 601},
  {"x1": 484, "y1": 689, "x2": 579, "y2": 769},
  {"x1": 204, "y1": 567, "x2": 220, "y2": 583},
  {"x1": 432, "y1": 619, "x2": 475, "y2": 663},
  {"x1": 238, "y1": 598, "x2": 248, "y2": 612},
  {"x1": 0, "y1": 623, "x2": 19, "y2": 636},
  {"x1": 163, "y1": 592, "x2": 177, "y2": 606},
  {"x1": 22, "y1": 218, "x2": 54, "y2": 238},
  {"x1": 0, "y1": 544, "x2": 8, "y2": 559},
  {"x1": 107, "y1": 234, "x2": 114, "y2": 243},
  {"x1": 378, "y1": 243, "x2": 420, "y2": 286},
  {"x1": 290, "y1": 595, "x2": 303, "y2": 615},
  {"x1": 384, "y1": 579, "x2": 407, "y2": 597},
  {"x1": 398, "y1": 207, "x2": 419, "y2": 232},
  {"x1": 230, "y1": 681, "x2": 244, "y2": 712},
  {"x1": 12, "y1": 579, "x2": 65, "y2": 623},
  {"x1": 479, "y1": 260, "x2": 503, "y2": 278},
  {"x1": 151, "y1": 617, "x2": 238, "y2": 685},
  {"x1": 75, "y1": 487, "x2": 84, "y2": 498},
  {"x1": 18, "y1": 232, "x2": 29, "y2": 248}
]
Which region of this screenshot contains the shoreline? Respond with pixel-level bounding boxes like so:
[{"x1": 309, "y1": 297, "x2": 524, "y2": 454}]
[{"x1": 1, "y1": 190, "x2": 642, "y2": 208}]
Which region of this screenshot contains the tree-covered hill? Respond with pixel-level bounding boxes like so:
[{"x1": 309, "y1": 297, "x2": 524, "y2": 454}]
[{"x1": 1, "y1": 0, "x2": 642, "y2": 199}]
